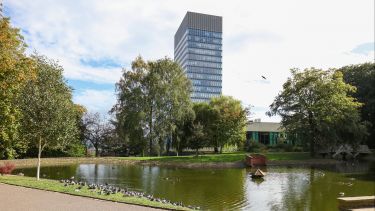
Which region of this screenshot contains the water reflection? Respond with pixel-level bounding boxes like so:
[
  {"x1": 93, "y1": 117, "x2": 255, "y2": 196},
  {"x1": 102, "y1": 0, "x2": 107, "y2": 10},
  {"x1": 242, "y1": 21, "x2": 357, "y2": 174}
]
[{"x1": 14, "y1": 162, "x2": 375, "y2": 211}]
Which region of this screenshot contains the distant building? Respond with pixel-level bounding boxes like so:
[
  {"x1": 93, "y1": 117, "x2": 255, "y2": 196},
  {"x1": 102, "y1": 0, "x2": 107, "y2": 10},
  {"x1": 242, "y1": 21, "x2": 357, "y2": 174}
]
[
  {"x1": 174, "y1": 11, "x2": 223, "y2": 102},
  {"x1": 246, "y1": 121, "x2": 287, "y2": 145}
]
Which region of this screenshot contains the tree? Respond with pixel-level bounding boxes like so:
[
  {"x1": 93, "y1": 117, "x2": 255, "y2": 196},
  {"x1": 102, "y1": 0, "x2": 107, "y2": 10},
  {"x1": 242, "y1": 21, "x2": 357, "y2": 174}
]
[
  {"x1": 209, "y1": 96, "x2": 248, "y2": 153},
  {"x1": 338, "y1": 63, "x2": 375, "y2": 148},
  {"x1": 173, "y1": 112, "x2": 195, "y2": 156},
  {"x1": 268, "y1": 68, "x2": 367, "y2": 156},
  {"x1": 0, "y1": 6, "x2": 35, "y2": 159},
  {"x1": 179, "y1": 103, "x2": 217, "y2": 155},
  {"x1": 64, "y1": 104, "x2": 87, "y2": 157},
  {"x1": 112, "y1": 56, "x2": 192, "y2": 156},
  {"x1": 19, "y1": 55, "x2": 78, "y2": 180},
  {"x1": 82, "y1": 112, "x2": 112, "y2": 157},
  {"x1": 189, "y1": 122, "x2": 206, "y2": 156}
]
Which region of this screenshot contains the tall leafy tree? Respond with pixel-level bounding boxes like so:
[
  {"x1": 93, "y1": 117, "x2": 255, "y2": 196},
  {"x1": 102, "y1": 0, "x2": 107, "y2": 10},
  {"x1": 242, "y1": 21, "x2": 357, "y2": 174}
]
[
  {"x1": 19, "y1": 55, "x2": 78, "y2": 180},
  {"x1": 209, "y1": 96, "x2": 248, "y2": 153},
  {"x1": 268, "y1": 68, "x2": 367, "y2": 156},
  {"x1": 112, "y1": 56, "x2": 192, "y2": 156},
  {"x1": 0, "y1": 6, "x2": 35, "y2": 159},
  {"x1": 338, "y1": 63, "x2": 375, "y2": 148},
  {"x1": 188, "y1": 122, "x2": 206, "y2": 156}
]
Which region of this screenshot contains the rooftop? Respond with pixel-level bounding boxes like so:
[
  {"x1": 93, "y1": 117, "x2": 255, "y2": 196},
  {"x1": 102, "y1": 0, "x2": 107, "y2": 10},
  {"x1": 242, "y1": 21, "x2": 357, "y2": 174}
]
[{"x1": 247, "y1": 122, "x2": 282, "y2": 132}]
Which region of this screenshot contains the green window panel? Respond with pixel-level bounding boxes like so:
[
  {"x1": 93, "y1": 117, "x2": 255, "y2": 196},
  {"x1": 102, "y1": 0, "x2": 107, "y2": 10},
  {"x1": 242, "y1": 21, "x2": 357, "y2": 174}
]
[{"x1": 252, "y1": 132, "x2": 259, "y2": 142}]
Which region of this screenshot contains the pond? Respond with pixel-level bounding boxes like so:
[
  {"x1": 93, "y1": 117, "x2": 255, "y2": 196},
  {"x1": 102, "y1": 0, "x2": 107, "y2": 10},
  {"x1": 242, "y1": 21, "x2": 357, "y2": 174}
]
[{"x1": 13, "y1": 162, "x2": 375, "y2": 211}]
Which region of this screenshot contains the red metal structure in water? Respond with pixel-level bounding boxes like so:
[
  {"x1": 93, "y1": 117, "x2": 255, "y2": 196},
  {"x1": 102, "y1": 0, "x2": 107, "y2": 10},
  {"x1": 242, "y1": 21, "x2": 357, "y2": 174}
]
[{"x1": 245, "y1": 154, "x2": 267, "y2": 167}]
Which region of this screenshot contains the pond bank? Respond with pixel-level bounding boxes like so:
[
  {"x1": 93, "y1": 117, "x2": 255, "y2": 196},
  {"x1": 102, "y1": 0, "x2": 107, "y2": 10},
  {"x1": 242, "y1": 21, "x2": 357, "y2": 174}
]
[
  {"x1": 0, "y1": 155, "x2": 343, "y2": 169},
  {"x1": 0, "y1": 175, "x2": 189, "y2": 210}
]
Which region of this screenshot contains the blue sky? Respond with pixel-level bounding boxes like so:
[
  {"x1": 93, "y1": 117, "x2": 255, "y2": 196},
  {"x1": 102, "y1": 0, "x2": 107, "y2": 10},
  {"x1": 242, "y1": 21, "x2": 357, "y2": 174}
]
[{"x1": 4, "y1": 0, "x2": 374, "y2": 121}]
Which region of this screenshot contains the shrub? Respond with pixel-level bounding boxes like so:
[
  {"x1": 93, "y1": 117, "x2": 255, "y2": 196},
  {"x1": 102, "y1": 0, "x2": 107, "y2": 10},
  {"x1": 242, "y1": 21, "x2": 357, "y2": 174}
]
[
  {"x1": 292, "y1": 146, "x2": 304, "y2": 152},
  {"x1": 246, "y1": 141, "x2": 267, "y2": 153},
  {"x1": 268, "y1": 143, "x2": 294, "y2": 152},
  {"x1": 0, "y1": 162, "x2": 15, "y2": 175}
]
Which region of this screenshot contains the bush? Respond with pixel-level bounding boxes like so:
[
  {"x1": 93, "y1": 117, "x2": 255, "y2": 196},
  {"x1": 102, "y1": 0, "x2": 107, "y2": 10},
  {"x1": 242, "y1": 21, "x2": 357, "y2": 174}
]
[
  {"x1": 0, "y1": 162, "x2": 15, "y2": 175},
  {"x1": 292, "y1": 146, "x2": 304, "y2": 152},
  {"x1": 268, "y1": 143, "x2": 294, "y2": 152},
  {"x1": 246, "y1": 141, "x2": 267, "y2": 153}
]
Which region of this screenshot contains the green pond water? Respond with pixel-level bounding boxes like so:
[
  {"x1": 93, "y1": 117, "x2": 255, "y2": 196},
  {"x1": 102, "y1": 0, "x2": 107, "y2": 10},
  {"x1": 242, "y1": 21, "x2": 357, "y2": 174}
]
[{"x1": 13, "y1": 162, "x2": 375, "y2": 211}]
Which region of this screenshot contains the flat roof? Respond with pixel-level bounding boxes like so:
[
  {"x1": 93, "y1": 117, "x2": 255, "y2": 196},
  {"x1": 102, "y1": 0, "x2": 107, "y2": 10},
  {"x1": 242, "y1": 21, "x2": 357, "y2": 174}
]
[{"x1": 247, "y1": 122, "x2": 282, "y2": 132}]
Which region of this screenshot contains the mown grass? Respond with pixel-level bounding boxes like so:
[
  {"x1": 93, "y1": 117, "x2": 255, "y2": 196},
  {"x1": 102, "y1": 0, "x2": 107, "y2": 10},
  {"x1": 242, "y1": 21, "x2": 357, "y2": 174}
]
[
  {"x1": 0, "y1": 175, "x2": 190, "y2": 210},
  {"x1": 121, "y1": 152, "x2": 312, "y2": 163}
]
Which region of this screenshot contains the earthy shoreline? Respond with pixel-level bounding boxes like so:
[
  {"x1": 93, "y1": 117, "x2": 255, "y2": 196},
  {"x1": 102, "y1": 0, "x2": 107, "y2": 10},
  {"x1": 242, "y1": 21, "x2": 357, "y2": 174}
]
[{"x1": 0, "y1": 156, "x2": 343, "y2": 169}]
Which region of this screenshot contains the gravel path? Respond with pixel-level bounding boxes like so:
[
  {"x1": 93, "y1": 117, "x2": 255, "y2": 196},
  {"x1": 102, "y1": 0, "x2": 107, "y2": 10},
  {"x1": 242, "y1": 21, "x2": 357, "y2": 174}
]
[{"x1": 0, "y1": 183, "x2": 163, "y2": 211}]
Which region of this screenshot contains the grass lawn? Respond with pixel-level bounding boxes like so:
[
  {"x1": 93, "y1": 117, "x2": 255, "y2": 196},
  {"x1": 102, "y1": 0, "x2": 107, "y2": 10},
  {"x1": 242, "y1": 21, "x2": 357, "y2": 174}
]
[
  {"x1": 121, "y1": 152, "x2": 312, "y2": 163},
  {"x1": 0, "y1": 175, "x2": 190, "y2": 210}
]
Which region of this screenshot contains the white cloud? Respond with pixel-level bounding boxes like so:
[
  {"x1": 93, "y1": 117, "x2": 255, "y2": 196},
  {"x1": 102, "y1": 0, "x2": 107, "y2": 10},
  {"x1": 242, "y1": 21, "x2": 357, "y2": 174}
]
[
  {"x1": 4, "y1": 0, "x2": 374, "y2": 120},
  {"x1": 74, "y1": 90, "x2": 116, "y2": 114}
]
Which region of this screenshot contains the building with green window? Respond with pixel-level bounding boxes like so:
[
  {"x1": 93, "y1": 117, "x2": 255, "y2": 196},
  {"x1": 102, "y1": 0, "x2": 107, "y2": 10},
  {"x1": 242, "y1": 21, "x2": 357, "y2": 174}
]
[{"x1": 246, "y1": 121, "x2": 287, "y2": 146}]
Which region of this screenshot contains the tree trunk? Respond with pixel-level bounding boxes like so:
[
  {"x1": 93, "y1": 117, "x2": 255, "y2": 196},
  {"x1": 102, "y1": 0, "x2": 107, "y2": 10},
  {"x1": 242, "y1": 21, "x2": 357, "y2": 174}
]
[
  {"x1": 196, "y1": 148, "x2": 199, "y2": 156},
  {"x1": 36, "y1": 137, "x2": 42, "y2": 180},
  {"x1": 310, "y1": 139, "x2": 315, "y2": 157},
  {"x1": 149, "y1": 105, "x2": 153, "y2": 155},
  {"x1": 166, "y1": 134, "x2": 171, "y2": 156},
  {"x1": 176, "y1": 140, "x2": 179, "y2": 157},
  {"x1": 308, "y1": 111, "x2": 316, "y2": 157},
  {"x1": 95, "y1": 145, "x2": 99, "y2": 157}
]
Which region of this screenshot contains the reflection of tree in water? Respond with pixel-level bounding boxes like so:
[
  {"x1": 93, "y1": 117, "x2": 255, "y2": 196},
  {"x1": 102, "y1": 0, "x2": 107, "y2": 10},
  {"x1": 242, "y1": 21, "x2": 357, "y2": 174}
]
[
  {"x1": 273, "y1": 163, "x2": 375, "y2": 211},
  {"x1": 267, "y1": 168, "x2": 311, "y2": 211},
  {"x1": 14, "y1": 162, "x2": 375, "y2": 210},
  {"x1": 13, "y1": 165, "x2": 78, "y2": 179},
  {"x1": 141, "y1": 168, "x2": 247, "y2": 210}
]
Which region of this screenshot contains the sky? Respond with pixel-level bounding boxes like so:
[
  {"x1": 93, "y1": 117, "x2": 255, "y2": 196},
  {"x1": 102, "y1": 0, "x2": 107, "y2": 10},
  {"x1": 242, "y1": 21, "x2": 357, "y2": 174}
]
[{"x1": 3, "y1": 0, "x2": 374, "y2": 121}]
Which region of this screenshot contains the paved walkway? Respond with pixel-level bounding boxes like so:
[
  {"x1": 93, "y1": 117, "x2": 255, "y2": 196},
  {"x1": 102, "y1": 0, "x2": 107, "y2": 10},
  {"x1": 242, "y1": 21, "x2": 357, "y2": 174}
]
[{"x1": 0, "y1": 183, "x2": 163, "y2": 211}]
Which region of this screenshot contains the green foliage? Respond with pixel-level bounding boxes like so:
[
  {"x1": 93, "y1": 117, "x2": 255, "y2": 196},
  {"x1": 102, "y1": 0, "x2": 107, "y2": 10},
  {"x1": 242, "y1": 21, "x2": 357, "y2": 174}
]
[
  {"x1": 65, "y1": 143, "x2": 86, "y2": 157},
  {"x1": 245, "y1": 141, "x2": 267, "y2": 153},
  {"x1": 19, "y1": 55, "x2": 78, "y2": 151},
  {"x1": 188, "y1": 123, "x2": 206, "y2": 155},
  {"x1": 112, "y1": 56, "x2": 193, "y2": 156},
  {"x1": 268, "y1": 68, "x2": 367, "y2": 156},
  {"x1": 209, "y1": 96, "x2": 248, "y2": 153},
  {"x1": 0, "y1": 8, "x2": 35, "y2": 159},
  {"x1": 338, "y1": 62, "x2": 375, "y2": 148},
  {"x1": 18, "y1": 54, "x2": 78, "y2": 178}
]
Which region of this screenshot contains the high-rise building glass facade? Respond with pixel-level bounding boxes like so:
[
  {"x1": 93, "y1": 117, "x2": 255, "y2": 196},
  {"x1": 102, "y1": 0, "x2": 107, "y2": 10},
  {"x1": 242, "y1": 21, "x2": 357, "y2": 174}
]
[{"x1": 174, "y1": 12, "x2": 222, "y2": 102}]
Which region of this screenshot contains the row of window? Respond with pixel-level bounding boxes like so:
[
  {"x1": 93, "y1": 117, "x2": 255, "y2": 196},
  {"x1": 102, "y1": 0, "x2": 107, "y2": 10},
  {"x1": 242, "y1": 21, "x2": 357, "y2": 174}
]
[
  {"x1": 191, "y1": 92, "x2": 221, "y2": 99},
  {"x1": 174, "y1": 33, "x2": 189, "y2": 57},
  {"x1": 176, "y1": 47, "x2": 222, "y2": 64},
  {"x1": 188, "y1": 28, "x2": 222, "y2": 39},
  {"x1": 188, "y1": 35, "x2": 222, "y2": 45},
  {"x1": 188, "y1": 41, "x2": 222, "y2": 50},
  {"x1": 175, "y1": 33, "x2": 222, "y2": 61},
  {"x1": 189, "y1": 54, "x2": 222, "y2": 63},
  {"x1": 186, "y1": 72, "x2": 222, "y2": 81},
  {"x1": 187, "y1": 66, "x2": 222, "y2": 75},
  {"x1": 188, "y1": 60, "x2": 222, "y2": 68},
  {"x1": 193, "y1": 86, "x2": 222, "y2": 93},
  {"x1": 192, "y1": 79, "x2": 222, "y2": 87},
  {"x1": 188, "y1": 48, "x2": 221, "y2": 57}
]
